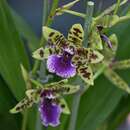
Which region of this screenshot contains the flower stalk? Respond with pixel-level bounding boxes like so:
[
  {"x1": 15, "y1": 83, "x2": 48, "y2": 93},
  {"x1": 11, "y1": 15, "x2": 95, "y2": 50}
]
[
  {"x1": 114, "y1": 0, "x2": 121, "y2": 14},
  {"x1": 68, "y1": 1, "x2": 94, "y2": 130},
  {"x1": 21, "y1": 110, "x2": 28, "y2": 130},
  {"x1": 61, "y1": 9, "x2": 86, "y2": 18}
]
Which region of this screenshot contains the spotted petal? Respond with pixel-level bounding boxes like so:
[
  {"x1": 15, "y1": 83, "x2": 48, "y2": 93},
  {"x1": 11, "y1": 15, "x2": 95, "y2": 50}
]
[
  {"x1": 30, "y1": 79, "x2": 80, "y2": 95},
  {"x1": 87, "y1": 48, "x2": 104, "y2": 64},
  {"x1": 73, "y1": 48, "x2": 104, "y2": 66},
  {"x1": 32, "y1": 47, "x2": 55, "y2": 60},
  {"x1": 89, "y1": 26, "x2": 103, "y2": 50},
  {"x1": 44, "y1": 80, "x2": 80, "y2": 95},
  {"x1": 104, "y1": 68, "x2": 130, "y2": 93},
  {"x1": 10, "y1": 97, "x2": 34, "y2": 113},
  {"x1": 43, "y1": 26, "x2": 68, "y2": 48},
  {"x1": 26, "y1": 89, "x2": 40, "y2": 103},
  {"x1": 112, "y1": 59, "x2": 130, "y2": 70},
  {"x1": 78, "y1": 64, "x2": 94, "y2": 85},
  {"x1": 59, "y1": 97, "x2": 70, "y2": 114},
  {"x1": 68, "y1": 24, "x2": 84, "y2": 47},
  {"x1": 10, "y1": 89, "x2": 40, "y2": 114}
]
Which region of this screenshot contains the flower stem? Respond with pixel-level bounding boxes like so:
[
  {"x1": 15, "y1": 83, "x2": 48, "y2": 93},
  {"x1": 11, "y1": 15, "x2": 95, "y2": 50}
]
[
  {"x1": 113, "y1": 15, "x2": 130, "y2": 26},
  {"x1": 114, "y1": 0, "x2": 121, "y2": 14},
  {"x1": 83, "y1": 1, "x2": 94, "y2": 47},
  {"x1": 35, "y1": 107, "x2": 42, "y2": 130},
  {"x1": 95, "y1": 0, "x2": 128, "y2": 21},
  {"x1": 46, "y1": 0, "x2": 59, "y2": 25},
  {"x1": 21, "y1": 110, "x2": 28, "y2": 130},
  {"x1": 61, "y1": 9, "x2": 86, "y2": 18},
  {"x1": 68, "y1": 2, "x2": 94, "y2": 130},
  {"x1": 42, "y1": 0, "x2": 49, "y2": 26},
  {"x1": 68, "y1": 92, "x2": 81, "y2": 130}
]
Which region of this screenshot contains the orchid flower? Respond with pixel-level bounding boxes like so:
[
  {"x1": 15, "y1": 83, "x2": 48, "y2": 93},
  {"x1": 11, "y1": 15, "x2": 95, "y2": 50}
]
[
  {"x1": 33, "y1": 24, "x2": 104, "y2": 85},
  {"x1": 10, "y1": 79, "x2": 80, "y2": 127}
]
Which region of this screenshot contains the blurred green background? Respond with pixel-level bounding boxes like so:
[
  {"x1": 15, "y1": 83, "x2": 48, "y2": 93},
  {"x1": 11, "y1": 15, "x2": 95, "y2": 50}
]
[{"x1": 0, "y1": 0, "x2": 130, "y2": 130}]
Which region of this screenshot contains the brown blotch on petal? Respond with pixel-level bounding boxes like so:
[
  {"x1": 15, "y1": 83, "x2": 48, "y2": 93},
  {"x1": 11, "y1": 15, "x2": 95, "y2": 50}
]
[
  {"x1": 90, "y1": 53, "x2": 98, "y2": 60},
  {"x1": 61, "y1": 104, "x2": 65, "y2": 108},
  {"x1": 73, "y1": 28, "x2": 82, "y2": 33},
  {"x1": 16, "y1": 107, "x2": 20, "y2": 111},
  {"x1": 83, "y1": 72, "x2": 91, "y2": 79},
  {"x1": 79, "y1": 37, "x2": 83, "y2": 40},
  {"x1": 73, "y1": 32, "x2": 79, "y2": 37},
  {"x1": 39, "y1": 49, "x2": 44, "y2": 57},
  {"x1": 49, "y1": 32, "x2": 55, "y2": 37}
]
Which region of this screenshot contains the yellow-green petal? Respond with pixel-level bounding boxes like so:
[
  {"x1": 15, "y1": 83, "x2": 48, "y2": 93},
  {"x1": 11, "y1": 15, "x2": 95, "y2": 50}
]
[{"x1": 68, "y1": 23, "x2": 84, "y2": 47}]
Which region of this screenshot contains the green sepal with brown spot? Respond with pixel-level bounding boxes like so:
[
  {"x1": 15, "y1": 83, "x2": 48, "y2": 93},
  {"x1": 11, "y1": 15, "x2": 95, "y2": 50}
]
[
  {"x1": 104, "y1": 68, "x2": 130, "y2": 93},
  {"x1": 55, "y1": 0, "x2": 80, "y2": 16},
  {"x1": 68, "y1": 23, "x2": 84, "y2": 47},
  {"x1": 87, "y1": 48, "x2": 104, "y2": 64},
  {"x1": 59, "y1": 97, "x2": 70, "y2": 114},
  {"x1": 28, "y1": 79, "x2": 80, "y2": 95},
  {"x1": 10, "y1": 89, "x2": 41, "y2": 114},
  {"x1": 112, "y1": 59, "x2": 130, "y2": 70},
  {"x1": 10, "y1": 97, "x2": 35, "y2": 114},
  {"x1": 43, "y1": 26, "x2": 68, "y2": 48},
  {"x1": 74, "y1": 48, "x2": 104, "y2": 64},
  {"x1": 72, "y1": 48, "x2": 104, "y2": 67},
  {"x1": 44, "y1": 79, "x2": 80, "y2": 95},
  {"x1": 26, "y1": 89, "x2": 41, "y2": 103},
  {"x1": 78, "y1": 64, "x2": 94, "y2": 85},
  {"x1": 89, "y1": 26, "x2": 103, "y2": 50},
  {"x1": 32, "y1": 47, "x2": 54, "y2": 60},
  {"x1": 30, "y1": 79, "x2": 80, "y2": 95}
]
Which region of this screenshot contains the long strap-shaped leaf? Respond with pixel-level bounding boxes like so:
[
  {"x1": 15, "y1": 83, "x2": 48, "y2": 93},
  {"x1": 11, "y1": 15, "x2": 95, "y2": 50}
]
[
  {"x1": 104, "y1": 68, "x2": 130, "y2": 93},
  {"x1": 0, "y1": 0, "x2": 30, "y2": 100}
]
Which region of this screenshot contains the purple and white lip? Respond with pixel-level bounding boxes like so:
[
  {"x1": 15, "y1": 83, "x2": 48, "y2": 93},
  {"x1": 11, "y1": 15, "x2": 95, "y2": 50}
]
[
  {"x1": 47, "y1": 51, "x2": 76, "y2": 78},
  {"x1": 39, "y1": 91, "x2": 62, "y2": 127}
]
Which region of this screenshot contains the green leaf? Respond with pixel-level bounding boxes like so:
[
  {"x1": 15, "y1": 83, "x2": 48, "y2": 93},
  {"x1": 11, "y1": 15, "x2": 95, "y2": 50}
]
[
  {"x1": 9, "y1": 7, "x2": 39, "y2": 52},
  {"x1": 0, "y1": 0, "x2": 30, "y2": 100},
  {"x1": 77, "y1": 75, "x2": 123, "y2": 130},
  {"x1": 106, "y1": 95, "x2": 130, "y2": 130},
  {"x1": 0, "y1": 76, "x2": 21, "y2": 130},
  {"x1": 102, "y1": 17, "x2": 130, "y2": 130}
]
